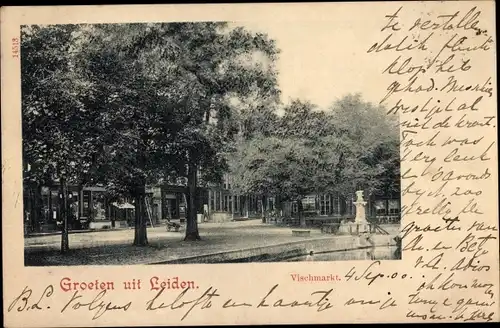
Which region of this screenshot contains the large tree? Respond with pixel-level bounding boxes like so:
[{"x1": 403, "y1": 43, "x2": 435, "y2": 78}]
[
  {"x1": 128, "y1": 23, "x2": 281, "y2": 240},
  {"x1": 21, "y1": 24, "x2": 100, "y2": 252},
  {"x1": 320, "y1": 94, "x2": 400, "y2": 198},
  {"x1": 73, "y1": 22, "x2": 281, "y2": 242},
  {"x1": 71, "y1": 23, "x2": 194, "y2": 246},
  {"x1": 230, "y1": 100, "x2": 327, "y2": 226}
]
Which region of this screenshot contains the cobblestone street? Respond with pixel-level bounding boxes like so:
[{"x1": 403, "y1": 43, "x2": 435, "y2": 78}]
[
  {"x1": 25, "y1": 221, "x2": 400, "y2": 266},
  {"x1": 25, "y1": 220, "x2": 324, "y2": 266}
]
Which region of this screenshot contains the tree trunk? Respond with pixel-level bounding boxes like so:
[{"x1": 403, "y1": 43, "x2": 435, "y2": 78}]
[
  {"x1": 111, "y1": 208, "x2": 116, "y2": 228},
  {"x1": 184, "y1": 161, "x2": 201, "y2": 241},
  {"x1": 133, "y1": 183, "x2": 148, "y2": 246},
  {"x1": 298, "y1": 199, "x2": 306, "y2": 228},
  {"x1": 60, "y1": 177, "x2": 69, "y2": 253}
]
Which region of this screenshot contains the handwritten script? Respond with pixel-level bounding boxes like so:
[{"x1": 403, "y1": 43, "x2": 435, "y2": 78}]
[
  {"x1": 366, "y1": 5, "x2": 497, "y2": 322},
  {"x1": 8, "y1": 284, "x2": 336, "y2": 321}
]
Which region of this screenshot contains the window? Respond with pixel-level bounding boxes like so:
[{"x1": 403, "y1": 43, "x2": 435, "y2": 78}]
[
  {"x1": 249, "y1": 195, "x2": 255, "y2": 212},
  {"x1": 320, "y1": 195, "x2": 331, "y2": 216},
  {"x1": 302, "y1": 195, "x2": 316, "y2": 212},
  {"x1": 374, "y1": 200, "x2": 387, "y2": 215},
  {"x1": 82, "y1": 190, "x2": 91, "y2": 217},
  {"x1": 209, "y1": 191, "x2": 215, "y2": 212},
  {"x1": 215, "y1": 192, "x2": 221, "y2": 211},
  {"x1": 332, "y1": 195, "x2": 341, "y2": 215},
  {"x1": 292, "y1": 201, "x2": 298, "y2": 213},
  {"x1": 69, "y1": 192, "x2": 79, "y2": 219},
  {"x1": 388, "y1": 199, "x2": 400, "y2": 215},
  {"x1": 92, "y1": 192, "x2": 106, "y2": 221},
  {"x1": 223, "y1": 175, "x2": 231, "y2": 190},
  {"x1": 224, "y1": 195, "x2": 229, "y2": 212},
  {"x1": 234, "y1": 195, "x2": 239, "y2": 213},
  {"x1": 268, "y1": 197, "x2": 275, "y2": 211}
]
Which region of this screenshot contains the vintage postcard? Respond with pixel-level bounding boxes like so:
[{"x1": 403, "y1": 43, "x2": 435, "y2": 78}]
[{"x1": 1, "y1": 1, "x2": 498, "y2": 326}]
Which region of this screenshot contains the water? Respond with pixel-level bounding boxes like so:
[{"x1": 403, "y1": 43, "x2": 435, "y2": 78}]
[{"x1": 284, "y1": 246, "x2": 401, "y2": 262}]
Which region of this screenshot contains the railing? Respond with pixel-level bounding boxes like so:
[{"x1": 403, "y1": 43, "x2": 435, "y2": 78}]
[
  {"x1": 367, "y1": 215, "x2": 400, "y2": 225},
  {"x1": 272, "y1": 215, "x2": 349, "y2": 227},
  {"x1": 267, "y1": 214, "x2": 401, "y2": 227},
  {"x1": 370, "y1": 223, "x2": 390, "y2": 235}
]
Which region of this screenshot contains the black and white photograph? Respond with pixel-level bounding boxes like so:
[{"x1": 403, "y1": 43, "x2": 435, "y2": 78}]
[
  {"x1": 22, "y1": 21, "x2": 401, "y2": 266},
  {"x1": 4, "y1": 3, "x2": 498, "y2": 327}
]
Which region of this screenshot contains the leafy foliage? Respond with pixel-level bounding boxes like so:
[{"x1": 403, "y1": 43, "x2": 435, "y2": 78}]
[
  {"x1": 324, "y1": 94, "x2": 400, "y2": 197},
  {"x1": 21, "y1": 25, "x2": 98, "y2": 186},
  {"x1": 22, "y1": 22, "x2": 281, "y2": 243},
  {"x1": 230, "y1": 94, "x2": 400, "y2": 207}
]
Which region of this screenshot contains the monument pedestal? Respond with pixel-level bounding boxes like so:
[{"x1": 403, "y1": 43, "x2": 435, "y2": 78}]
[{"x1": 338, "y1": 190, "x2": 372, "y2": 235}]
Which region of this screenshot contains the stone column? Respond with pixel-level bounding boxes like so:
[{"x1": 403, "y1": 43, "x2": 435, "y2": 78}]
[
  {"x1": 353, "y1": 190, "x2": 368, "y2": 223},
  {"x1": 352, "y1": 190, "x2": 372, "y2": 234}
]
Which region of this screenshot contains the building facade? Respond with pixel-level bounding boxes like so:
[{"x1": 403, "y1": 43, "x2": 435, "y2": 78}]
[
  {"x1": 205, "y1": 174, "x2": 401, "y2": 224},
  {"x1": 23, "y1": 173, "x2": 400, "y2": 234},
  {"x1": 23, "y1": 181, "x2": 208, "y2": 234}
]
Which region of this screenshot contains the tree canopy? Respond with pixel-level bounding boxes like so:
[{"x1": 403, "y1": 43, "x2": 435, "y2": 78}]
[
  {"x1": 229, "y1": 94, "x2": 400, "y2": 217},
  {"x1": 22, "y1": 25, "x2": 99, "y2": 187},
  {"x1": 22, "y1": 22, "x2": 281, "y2": 244}
]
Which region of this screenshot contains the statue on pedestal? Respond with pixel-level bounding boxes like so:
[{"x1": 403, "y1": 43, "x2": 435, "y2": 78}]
[
  {"x1": 353, "y1": 190, "x2": 367, "y2": 224},
  {"x1": 337, "y1": 190, "x2": 371, "y2": 235}
]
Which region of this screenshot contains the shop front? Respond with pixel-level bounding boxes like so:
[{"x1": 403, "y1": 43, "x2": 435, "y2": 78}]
[
  {"x1": 24, "y1": 183, "x2": 211, "y2": 234},
  {"x1": 80, "y1": 187, "x2": 112, "y2": 230},
  {"x1": 23, "y1": 184, "x2": 113, "y2": 233},
  {"x1": 23, "y1": 184, "x2": 81, "y2": 233},
  {"x1": 160, "y1": 185, "x2": 208, "y2": 223}
]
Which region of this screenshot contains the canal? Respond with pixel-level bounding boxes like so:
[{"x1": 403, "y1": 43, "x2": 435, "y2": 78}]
[{"x1": 283, "y1": 246, "x2": 401, "y2": 262}]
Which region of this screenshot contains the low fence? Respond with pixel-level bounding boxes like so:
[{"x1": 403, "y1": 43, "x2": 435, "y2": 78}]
[{"x1": 269, "y1": 215, "x2": 400, "y2": 227}]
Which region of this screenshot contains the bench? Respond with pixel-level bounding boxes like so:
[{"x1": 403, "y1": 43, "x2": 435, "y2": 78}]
[
  {"x1": 89, "y1": 221, "x2": 112, "y2": 230},
  {"x1": 166, "y1": 222, "x2": 182, "y2": 232},
  {"x1": 292, "y1": 230, "x2": 311, "y2": 237}
]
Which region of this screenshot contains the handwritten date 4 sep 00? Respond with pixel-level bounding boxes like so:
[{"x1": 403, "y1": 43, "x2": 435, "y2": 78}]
[{"x1": 344, "y1": 261, "x2": 410, "y2": 286}]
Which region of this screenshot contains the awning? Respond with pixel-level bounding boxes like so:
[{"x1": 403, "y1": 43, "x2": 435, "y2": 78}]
[{"x1": 112, "y1": 202, "x2": 135, "y2": 209}]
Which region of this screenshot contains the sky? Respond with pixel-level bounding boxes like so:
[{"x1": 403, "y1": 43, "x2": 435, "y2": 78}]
[{"x1": 238, "y1": 19, "x2": 388, "y2": 110}]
